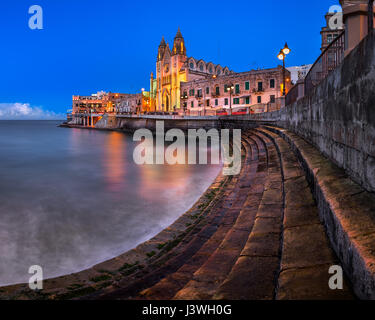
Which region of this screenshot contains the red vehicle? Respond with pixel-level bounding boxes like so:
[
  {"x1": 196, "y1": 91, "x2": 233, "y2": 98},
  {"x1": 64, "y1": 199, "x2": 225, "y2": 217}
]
[
  {"x1": 216, "y1": 109, "x2": 228, "y2": 116},
  {"x1": 232, "y1": 108, "x2": 248, "y2": 115}
]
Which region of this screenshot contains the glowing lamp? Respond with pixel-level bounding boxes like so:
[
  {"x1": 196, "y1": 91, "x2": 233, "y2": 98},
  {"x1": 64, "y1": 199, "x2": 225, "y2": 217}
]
[
  {"x1": 277, "y1": 51, "x2": 285, "y2": 60},
  {"x1": 282, "y1": 42, "x2": 291, "y2": 55}
]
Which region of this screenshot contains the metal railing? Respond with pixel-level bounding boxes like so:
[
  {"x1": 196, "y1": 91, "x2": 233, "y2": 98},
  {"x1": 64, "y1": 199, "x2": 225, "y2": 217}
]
[
  {"x1": 285, "y1": 83, "x2": 299, "y2": 106},
  {"x1": 304, "y1": 30, "x2": 345, "y2": 96}
]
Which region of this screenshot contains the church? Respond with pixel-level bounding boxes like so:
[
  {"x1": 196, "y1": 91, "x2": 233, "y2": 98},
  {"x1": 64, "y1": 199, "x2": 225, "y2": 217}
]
[{"x1": 151, "y1": 28, "x2": 234, "y2": 112}]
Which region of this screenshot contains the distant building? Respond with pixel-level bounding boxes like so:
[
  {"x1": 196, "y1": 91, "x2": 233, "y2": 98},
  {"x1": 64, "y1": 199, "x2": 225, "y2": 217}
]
[
  {"x1": 153, "y1": 28, "x2": 290, "y2": 114},
  {"x1": 321, "y1": 12, "x2": 344, "y2": 52},
  {"x1": 180, "y1": 66, "x2": 291, "y2": 115},
  {"x1": 287, "y1": 65, "x2": 313, "y2": 84},
  {"x1": 154, "y1": 28, "x2": 234, "y2": 112}
]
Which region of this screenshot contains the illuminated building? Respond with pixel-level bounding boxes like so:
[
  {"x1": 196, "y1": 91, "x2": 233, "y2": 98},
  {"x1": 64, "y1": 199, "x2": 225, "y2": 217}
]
[
  {"x1": 154, "y1": 28, "x2": 233, "y2": 112},
  {"x1": 180, "y1": 66, "x2": 291, "y2": 115}
]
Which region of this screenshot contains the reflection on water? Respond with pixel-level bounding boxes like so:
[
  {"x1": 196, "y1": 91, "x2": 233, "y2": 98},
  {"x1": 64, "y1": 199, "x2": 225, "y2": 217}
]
[
  {"x1": 0, "y1": 121, "x2": 221, "y2": 286},
  {"x1": 103, "y1": 132, "x2": 126, "y2": 193}
]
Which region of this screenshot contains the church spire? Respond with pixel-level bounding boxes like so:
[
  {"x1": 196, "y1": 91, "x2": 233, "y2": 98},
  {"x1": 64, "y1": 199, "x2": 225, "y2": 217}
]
[
  {"x1": 172, "y1": 28, "x2": 186, "y2": 56},
  {"x1": 157, "y1": 36, "x2": 167, "y2": 61}
]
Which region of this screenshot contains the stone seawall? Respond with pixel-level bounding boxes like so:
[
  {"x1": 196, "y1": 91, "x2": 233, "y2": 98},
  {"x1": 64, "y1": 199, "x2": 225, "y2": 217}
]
[{"x1": 222, "y1": 32, "x2": 375, "y2": 193}]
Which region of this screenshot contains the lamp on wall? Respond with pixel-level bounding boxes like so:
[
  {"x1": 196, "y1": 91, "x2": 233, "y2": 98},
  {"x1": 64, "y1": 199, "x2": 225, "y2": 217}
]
[{"x1": 277, "y1": 42, "x2": 291, "y2": 96}]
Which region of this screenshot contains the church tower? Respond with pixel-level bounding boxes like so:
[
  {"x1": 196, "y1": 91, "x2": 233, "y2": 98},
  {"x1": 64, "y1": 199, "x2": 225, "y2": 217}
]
[
  {"x1": 170, "y1": 28, "x2": 187, "y2": 111},
  {"x1": 154, "y1": 29, "x2": 188, "y2": 112},
  {"x1": 172, "y1": 27, "x2": 186, "y2": 56}
]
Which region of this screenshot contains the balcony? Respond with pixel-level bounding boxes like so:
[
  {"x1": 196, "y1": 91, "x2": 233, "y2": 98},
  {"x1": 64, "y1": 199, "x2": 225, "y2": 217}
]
[{"x1": 252, "y1": 88, "x2": 264, "y2": 94}]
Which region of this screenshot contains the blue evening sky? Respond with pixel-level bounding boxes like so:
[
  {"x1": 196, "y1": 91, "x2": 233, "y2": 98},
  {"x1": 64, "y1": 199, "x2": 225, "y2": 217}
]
[{"x1": 1, "y1": 0, "x2": 339, "y2": 119}]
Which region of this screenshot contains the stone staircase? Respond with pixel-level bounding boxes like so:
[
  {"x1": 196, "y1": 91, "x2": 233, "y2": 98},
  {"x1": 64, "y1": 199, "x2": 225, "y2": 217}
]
[{"x1": 84, "y1": 126, "x2": 357, "y2": 300}]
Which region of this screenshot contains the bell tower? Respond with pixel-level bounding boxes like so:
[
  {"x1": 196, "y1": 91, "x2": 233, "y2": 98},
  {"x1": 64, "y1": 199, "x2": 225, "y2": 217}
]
[
  {"x1": 170, "y1": 28, "x2": 187, "y2": 111},
  {"x1": 172, "y1": 27, "x2": 186, "y2": 56}
]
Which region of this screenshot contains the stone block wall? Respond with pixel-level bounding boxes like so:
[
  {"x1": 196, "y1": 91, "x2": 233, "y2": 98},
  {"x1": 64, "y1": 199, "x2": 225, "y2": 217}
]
[{"x1": 240, "y1": 31, "x2": 375, "y2": 192}]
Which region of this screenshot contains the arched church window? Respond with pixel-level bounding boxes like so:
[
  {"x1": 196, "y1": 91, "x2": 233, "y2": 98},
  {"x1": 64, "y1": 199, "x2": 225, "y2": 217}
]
[
  {"x1": 217, "y1": 69, "x2": 221, "y2": 76},
  {"x1": 200, "y1": 64, "x2": 204, "y2": 71},
  {"x1": 190, "y1": 63, "x2": 194, "y2": 69},
  {"x1": 209, "y1": 67, "x2": 213, "y2": 73}
]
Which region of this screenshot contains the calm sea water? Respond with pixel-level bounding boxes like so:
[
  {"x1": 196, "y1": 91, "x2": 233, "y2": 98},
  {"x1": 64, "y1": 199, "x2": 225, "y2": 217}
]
[{"x1": 0, "y1": 121, "x2": 221, "y2": 286}]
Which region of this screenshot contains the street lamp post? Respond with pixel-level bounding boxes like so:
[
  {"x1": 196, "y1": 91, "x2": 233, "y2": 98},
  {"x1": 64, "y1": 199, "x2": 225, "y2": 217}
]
[
  {"x1": 180, "y1": 93, "x2": 188, "y2": 116},
  {"x1": 226, "y1": 84, "x2": 235, "y2": 115},
  {"x1": 277, "y1": 43, "x2": 291, "y2": 96}
]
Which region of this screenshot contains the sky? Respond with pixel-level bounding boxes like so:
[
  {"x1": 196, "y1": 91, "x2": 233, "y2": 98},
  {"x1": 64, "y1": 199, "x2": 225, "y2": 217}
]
[{"x1": 0, "y1": 0, "x2": 340, "y2": 119}]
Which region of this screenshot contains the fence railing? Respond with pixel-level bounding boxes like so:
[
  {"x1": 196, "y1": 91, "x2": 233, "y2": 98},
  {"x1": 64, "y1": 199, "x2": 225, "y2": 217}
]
[
  {"x1": 285, "y1": 82, "x2": 300, "y2": 106},
  {"x1": 304, "y1": 30, "x2": 345, "y2": 96}
]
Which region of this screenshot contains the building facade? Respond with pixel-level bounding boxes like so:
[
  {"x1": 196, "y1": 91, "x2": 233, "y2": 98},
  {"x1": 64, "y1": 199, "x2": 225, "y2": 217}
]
[
  {"x1": 321, "y1": 11, "x2": 345, "y2": 52},
  {"x1": 287, "y1": 65, "x2": 313, "y2": 84},
  {"x1": 180, "y1": 66, "x2": 291, "y2": 114},
  {"x1": 154, "y1": 28, "x2": 233, "y2": 112}
]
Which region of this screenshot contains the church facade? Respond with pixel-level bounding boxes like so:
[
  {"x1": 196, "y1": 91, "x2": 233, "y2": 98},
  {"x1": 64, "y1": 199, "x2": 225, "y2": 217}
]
[{"x1": 153, "y1": 28, "x2": 234, "y2": 112}]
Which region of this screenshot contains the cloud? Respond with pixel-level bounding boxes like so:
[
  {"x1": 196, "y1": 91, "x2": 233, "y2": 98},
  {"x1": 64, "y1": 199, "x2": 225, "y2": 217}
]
[{"x1": 0, "y1": 103, "x2": 65, "y2": 120}]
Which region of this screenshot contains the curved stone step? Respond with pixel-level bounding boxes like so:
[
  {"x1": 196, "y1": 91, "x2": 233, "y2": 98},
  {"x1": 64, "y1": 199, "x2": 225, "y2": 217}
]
[
  {"x1": 90, "y1": 133, "x2": 255, "y2": 300},
  {"x1": 173, "y1": 133, "x2": 268, "y2": 300},
  {"x1": 138, "y1": 134, "x2": 259, "y2": 299},
  {"x1": 262, "y1": 125, "x2": 375, "y2": 299},
  {"x1": 213, "y1": 131, "x2": 283, "y2": 300},
  {"x1": 256, "y1": 127, "x2": 354, "y2": 300}
]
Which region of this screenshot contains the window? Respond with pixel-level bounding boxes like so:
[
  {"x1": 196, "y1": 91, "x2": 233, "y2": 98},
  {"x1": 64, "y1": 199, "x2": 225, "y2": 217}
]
[
  {"x1": 225, "y1": 98, "x2": 228, "y2": 105},
  {"x1": 189, "y1": 89, "x2": 195, "y2": 97},
  {"x1": 257, "y1": 96, "x2": 262, "y2": 104},
  {"x1": 215, "y1": 99, "x2": 218, "y2": 106},
  {"x1": 258, "y1": 82, "x2": 263, "y2": 91},
  {"x1": 270, "y1": 79, "x2": 275, "y2": 88},
  {"x1": 217, "y1": 69, "x2": 221, "y2": 76},
  {"x1": 200, "y1": 64, "x2": 204, "y2": 71},
  {"x1": 245, "y1": 97, "x2": 250, "y2": 104},
  {"x1": 209, "y1": 67, "x2": 213, "y2": 73},
  {"x1": 206, "y1": 100, "x2": 210, "y2": 107},
  {"x1": 197, "y1": 89, "x2": 202, "y2": 97},
  {"x1": 233, "y1": 98, "x2": 240, "y2": 105},
  {"x1": 245, "y1": 81, "x2": 250, "y2": 90},
  {"x1": 270, "y1": 95, "x2": 276, "y2": 103},
  {"x1": 215, "y1": 86, "x2": 220, "y2": 95},
  {"x1": 327, "y1": 34, "x2": 333, "y2": 43},
  {"x1": 190, "y1": 62, "x2": 194, "y2": 69},
  {"x1": 206, "y1": 87, "x2": 210, "y2": 94},
  {"x1": 235, "y1": 84, "x2": 240, "y2": 94},
  {"x1": 191, "y1": 101, "x2": 194, "y2": 108}
]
